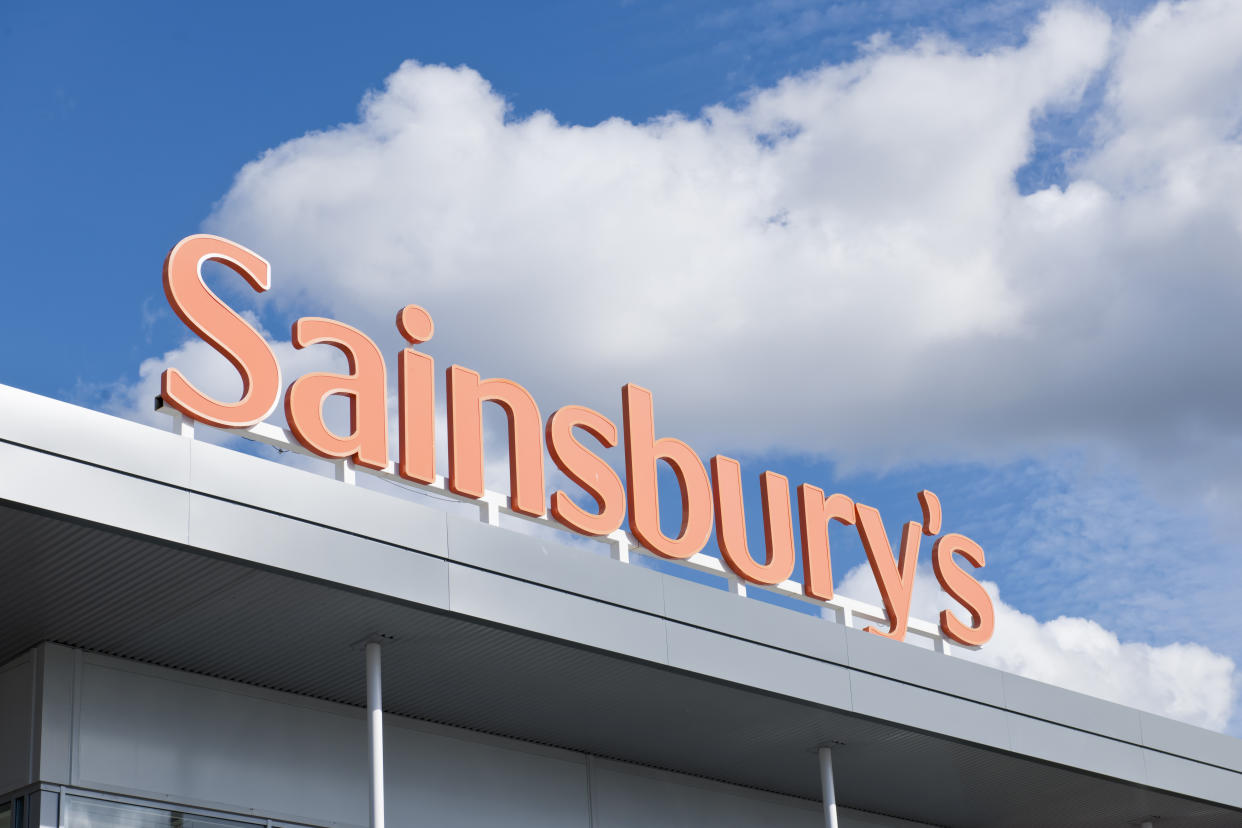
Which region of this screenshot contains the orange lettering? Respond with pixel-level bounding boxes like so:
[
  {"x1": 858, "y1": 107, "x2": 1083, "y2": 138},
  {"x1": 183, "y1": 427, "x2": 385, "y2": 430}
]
[
  {"x1": 712, "y1": 458, "x2": 796, "y2": 585},
  {"x1": 622, "y1": 384, "x2": 712, "y2": 560},
  {"x1": 546, "y1": 405, "x2": 626, "y2": 537},
  {"x1": 447, "y1": 366, "x2": 545, "y2": 517},
  {"x1": 855, "y1": 503, "x2": 921, "y2": 640},
  {"x1": 933, "y1": 533, "x2": 995, "y2": 647},
  {"x1": 396, "y1": 305, "x2": 436, "y2": 485},
  {"x1": 797, "y1": 486, "x2": 856, "y2": 601},
  {"x1": 285, "y1": 317, "x2": 389, "y2": 470},
  {"x1": 161, "y1": 234, "x2": 281, "y2": 428}
]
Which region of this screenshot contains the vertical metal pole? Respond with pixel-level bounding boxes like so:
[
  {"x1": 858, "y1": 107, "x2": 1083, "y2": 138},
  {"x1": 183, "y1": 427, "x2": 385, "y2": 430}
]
[
  {"x1": 366, "y1": 642, "x2": 385, "y2": 828},
  {"x1": 818, "y1": 747, "x2": 839, "y2": 828}
]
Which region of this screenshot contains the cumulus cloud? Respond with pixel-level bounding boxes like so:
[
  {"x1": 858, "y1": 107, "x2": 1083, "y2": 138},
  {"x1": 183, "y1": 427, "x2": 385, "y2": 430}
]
[
  {"x1": 204, "y1": 6, "x2": 1109, "y2": 453},
  {"x1": 115, "y1": 0, "x2": 1242, "y2": 730},
  {"x1": 838, "y1": 563, "x2": 1238, "y2": 731},
  {"x1": 198, "y1": 2, "x2": 1242, "y2": 523}
]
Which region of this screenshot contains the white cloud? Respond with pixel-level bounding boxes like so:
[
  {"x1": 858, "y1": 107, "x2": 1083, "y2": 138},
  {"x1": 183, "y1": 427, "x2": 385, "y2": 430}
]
[
  {"x1": 112, "y1": 0, "x2": 1242, "y2": 730},
  {"x1": 838, "y1": 562, "x2": 1238, "y2": 731},
  {"x1": 203, "y1": 5, "x2": 1118, "y2": 460},
  {"x1": 197, "y1": 1, "x2": 1242, "y2": 521}
]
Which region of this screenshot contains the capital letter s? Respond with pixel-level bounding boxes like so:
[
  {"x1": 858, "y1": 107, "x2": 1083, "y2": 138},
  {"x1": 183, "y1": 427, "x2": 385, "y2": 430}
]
[{"x1": 161, "y1": 234, "x2": 281, "y2": 428}]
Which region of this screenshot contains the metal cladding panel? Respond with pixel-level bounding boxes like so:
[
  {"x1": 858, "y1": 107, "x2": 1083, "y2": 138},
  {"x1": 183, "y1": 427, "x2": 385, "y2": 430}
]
[
  {"x1": 848, "y1": 670, "x2": 1012, "y2": 753},
  {"x1": 446, "y1": 561, "x2": 669, "y2": 663},
  {"x1": 71, "y1": 653, "x2": 596, "y2": 828},
  {"x1": 0, "y1": 652, "x2": 33, "y2": 794},
  {"x1": 844, "y1": 627, "x2": 1007, "y2": 708},
  {"x1": 1005, "y1": 710, "x2": 1149, "y2": 783},
  {"x1": 588, "y1": 759, "x2": 823, "y2": 828},
  {"x1": 661, "y1": 574, "x2": 850, "y2": 664},
  {"x1": 665, "y1": 622, "x2": 853, "y2": 709},
  {"x1": 187, "y1": 493, "x2": 451, "y2": 611},
  {"x1": 75, "y1": 657, "x2": 369, "y2": 825},
  {"x1": 1001, "y1": 669, "x2": 1145, "y2": 744},
  {"x1": 445, "y1": 513, "x2": 666, "y2": 615},
  {"x1": 381, "y1": 722, "x2": 591, "y2": 828},
  {"x1": 0, "y1": 384, "x2": 191, "y2": 488},
  {"x1": 1141, "y1": 749, "x2": 1242, "y2": 809},
  {"x1": 0, "y1": 440, "x2": 189, "y2": 545},
  {"x1": 35, "y1": 642, "x2": 74, "y2": 784},
  {"x1": 64, "y1": 649, "x2": 940, "y2": 828},
  {"x1": 1140, "y1": 711, "x2": 1242, "y2": 774},
  {"x1": 188, "y1": 439, "x2": 449, "y2": 557}
]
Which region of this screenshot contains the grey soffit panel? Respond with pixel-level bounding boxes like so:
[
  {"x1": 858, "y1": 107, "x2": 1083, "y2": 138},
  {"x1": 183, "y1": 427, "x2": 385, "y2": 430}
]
[{"x1": 2, "y1": 502, "x2": 1242, "y2": 827}]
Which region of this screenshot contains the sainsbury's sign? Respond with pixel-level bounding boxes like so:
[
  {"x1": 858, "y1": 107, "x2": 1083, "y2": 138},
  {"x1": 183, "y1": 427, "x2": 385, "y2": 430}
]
[{"x1": 160, "y1": 234, "x2": 995, "y2": 648}]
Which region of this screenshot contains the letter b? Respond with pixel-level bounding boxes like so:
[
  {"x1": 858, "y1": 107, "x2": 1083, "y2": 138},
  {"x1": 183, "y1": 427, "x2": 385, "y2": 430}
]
[{"x1": 622, "y1": 384, "x2": 712, "y2": 559}]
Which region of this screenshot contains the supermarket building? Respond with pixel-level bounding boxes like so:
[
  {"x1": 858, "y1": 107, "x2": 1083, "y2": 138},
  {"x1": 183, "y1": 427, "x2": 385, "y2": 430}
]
[{"x1": 1, "y1": 378, "x2": 1241, "y2": 828}]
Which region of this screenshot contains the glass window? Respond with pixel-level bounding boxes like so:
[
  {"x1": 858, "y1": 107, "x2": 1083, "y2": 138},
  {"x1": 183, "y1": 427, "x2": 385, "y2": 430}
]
[
  {"x1": 64, "y1": 797, "x2": 253, "y2": 828},
  {"x1": 0, "y1": 801, "x2": 11, "y2": 828}
]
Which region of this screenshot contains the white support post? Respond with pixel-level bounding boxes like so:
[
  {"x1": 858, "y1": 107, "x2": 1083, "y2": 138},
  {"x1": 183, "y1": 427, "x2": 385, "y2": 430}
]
[
  {"x1": 169, "y1": 410, "x2": 194, "y2": 439},
  {"x1": 608, "y1": 534, "x2": 631, "y2": 563},
  {"x1": 366, "y1": 642, "x2": 385, "y2": 828},
  {"x1": 335, "y1": 459, "x2": 356, "y2": 485},
  {"x1": 818, "y1": 747, "x2": 839, "y2": 828}
]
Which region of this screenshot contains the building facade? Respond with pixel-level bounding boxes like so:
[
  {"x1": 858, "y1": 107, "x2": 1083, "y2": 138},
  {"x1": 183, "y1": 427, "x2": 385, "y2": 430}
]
[{"x1": 1, "y1": 384, "x2": 1240, "y2": 827}]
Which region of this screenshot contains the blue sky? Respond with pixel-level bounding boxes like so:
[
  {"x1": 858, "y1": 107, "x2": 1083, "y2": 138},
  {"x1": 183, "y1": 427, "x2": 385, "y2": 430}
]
[{"x1": 4, "y1": 0, "x2": 1242, "y2": 732}]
